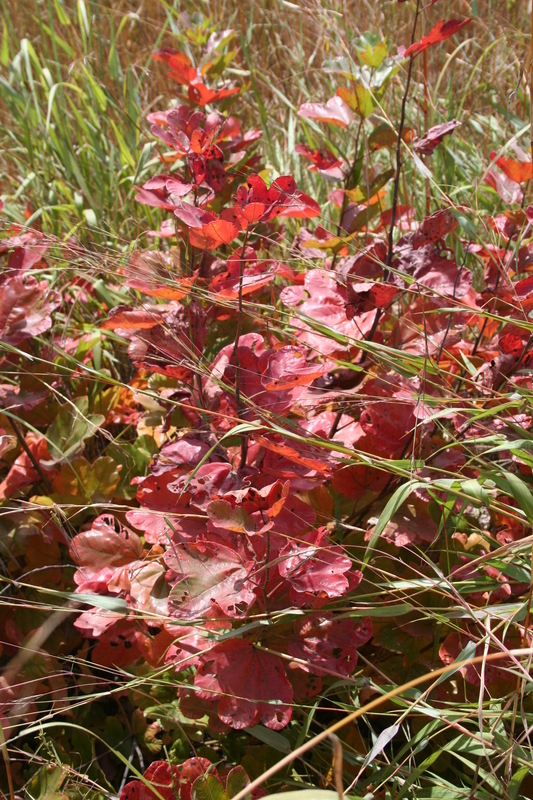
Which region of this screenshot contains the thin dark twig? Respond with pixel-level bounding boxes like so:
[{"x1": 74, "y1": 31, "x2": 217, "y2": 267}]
[
  {"x1": 385, "y1": 0, "x2": 421, "y2": 278},
  {"x1": 331, "y1": 118, "x2": 364, "y2": 271},
  {"x1": 9, "y1": 418, "x2": 53, "y2": 493},
  {"x1": 365, "y1": 4, "x2": 420, "y2": 346},
  {"x1": 233, "y1": 235, "x2": 249, "y2": 469}
]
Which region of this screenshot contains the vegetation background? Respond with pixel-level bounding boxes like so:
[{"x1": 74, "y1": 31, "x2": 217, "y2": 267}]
[{"x1": 1, "y1": 1, "x2": 533, "y2": 800}]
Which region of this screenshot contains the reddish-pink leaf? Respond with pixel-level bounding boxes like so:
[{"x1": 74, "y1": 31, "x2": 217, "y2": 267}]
[
  {"x1": 346, "y1": 281, "x2": 398, "y2": 317},
  {"x1": 70, "y1": 515, "x2": 143, "y2": 568},
  {"x1": 188, "y1": 82, "x2": 240, "y2": 106},
  {"x1": 0, "y1": 275, "x2": 60, "y2": 345},
  {"x1": 101, "y1": 306, "x2": 162, "y2": 331},
  {"x1": 165, "y1": 538, "x2": 259, "y2": 619},
  {"x1": 261, "y1": 346, "x2": 333, "y2": 391},
  {"x1": 332, "y1": 464, "x2": 390, "y2": 500},
  {"x1": 298, "y1": 96, "x2": 355, "y2": 128},
  {"x1": 194, "y1": 639, "x2": 293, "y2": 729},
  {"x1": 412, "y1": 208, "x2": 459, "y2": 246},
  {"x1": 276, "y1": 527, "x2": 356, "y2": 607},
  {"x1": 289, "y1": 615, "x2": 373, "y2": 675},
  {"x1": 189, "y1": 219, "x2": 239, "y2": 250},
  {"x1": 485, "y1": 168, "x2": 523, "y2": 205},
  {"x1": 413, "y1": 120, "x2": 461, "y2": 156},
  {"x1": 120, "y1": 758, "x2": 215, "y2": 800},
  {"x1": 91, "y1": 621, "x2": 146, "y2": 667}
]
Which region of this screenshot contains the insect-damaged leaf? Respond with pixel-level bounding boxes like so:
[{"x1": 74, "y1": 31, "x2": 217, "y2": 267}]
[{"x1": 166, "y1": 538, "x2": 259, "y2": 619}]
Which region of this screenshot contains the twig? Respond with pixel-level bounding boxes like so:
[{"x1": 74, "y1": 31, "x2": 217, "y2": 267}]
[
  {"x1": 385, "y1": 0, "x2": 422, "y2": 277},
  {"x1": 331, "y1": 118, "x2": 364, "y2": 271},
  {"x1": 233, "y1": 236, "x2": 249, "y2": 469},
  {"x1": 9, "y1": 417, "x2": 53, "y2": 493}
]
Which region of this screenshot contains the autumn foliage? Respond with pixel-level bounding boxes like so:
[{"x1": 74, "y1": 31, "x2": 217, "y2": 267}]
[{"x1": 1, "y1": 7, "x2": 533, "y2": 800}]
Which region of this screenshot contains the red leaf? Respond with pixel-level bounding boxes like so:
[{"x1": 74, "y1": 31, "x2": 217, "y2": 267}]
[
  {"x1": 366, "y1": 509, "x2": 439, "y2": 547},
  {"x1": 194, "y1": 639, "x2": 293, "y2": 729},
  {"x1": 485, "y1": 168, "x2": 523, "y2": 205},
  {"x1": 189, "y1": 219, "x2": 239, "y2": 250},
  {"x1": 295, "y1": 143, "x2": 345, "y2": 179},
  {"x1": 332, "y1": 464, "x2": 390, "y2": 499},
  {"x1": 261, "y1": 346, "x2": 333, "y2": 391},
  {"x1": 280, "y1": 269, "x2": 376, "y2": 356},
  {"x1": 152, "y1": 48, "x2": 180, "y2": 63},
  {"x1": 412, "y1": 208, "x2": 459, "y2": 246},
  {"x1": 134, "y1": 186, "x2": 176, "y2": 210},
  {"x1": 0, "y1": 432, "x2": 56, "y2": 500},
  {"x1": 276, "y1": 527, "x2": 356, "y2": 607},
  {"x1": 490, "y1": 152, "x2": 533, "y2": 184},
  {"x1": 0, "y1": 275, "x2": 60, "y2": 345},
  {"x1": 254, "y1": 434, "x2": 333, "y2": 474},
  {"x1": 120, "y1": 758, "x2": 215, "y2": 800},
  {"x1": 166, "y1": 52, "x2": 198, "y2": 85},
  {"x1": 92, "y1": 621, "x2": 146, "y2": 667},
  {"x1": 413, "y1": 120, "x2": 461, "y2": 156},
  {"x1": 188, "y1": 82, "x2": 240, "y2": 106},
  {"x1": 401, "y1": 18, "x2": 472, "y2": 58},
  {"x1": 412, "y1": 250, "x2": 472, "y2": 298},
  {"x1": 101, "y1": 306, "x2": 162, "y2": 331},
  {"x1": 277, "y1": 190, "x2": 321, "y2": 219},
  {"x1": 123, "y1": 251, "x2": 192, "y2": 300},
  {"x1": 346, "y1": 281, "x2": 398, "y2": 317},
  {"x1": 439, "y1": 632, "x2": 503, "y2": 686},
  {"x1": 70, "y1": 515, "x2": 143, "y2": 568},
  {"x1": 289, "y1": 615, "x2": 372, "y2": 675}
]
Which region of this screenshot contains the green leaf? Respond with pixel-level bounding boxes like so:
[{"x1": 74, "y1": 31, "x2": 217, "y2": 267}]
[
  {"x1": 27, "y1": 765, "x2": 67, "y2": 800},
  {"x1": 46, "y1": 397, "x2": 105, "y2": 464},
  {"x1": 503, "y1": 765, "x2": 530, "y2": 800},
  {"x1": 337, "y1": 85, "x2": 375, "y2": 117},
  {"x1": 489, "y1": 471, "x2": 533, "y2": 522},
  {"x1": 193, "y1": 775, "x2": 229, "y2": 800},
  {"x1": 225, "y1": 768, "x2": 251, "y2": 800},
  {"x1": 354, "y1": 32, "x2": 388, "y2": 67},
  {"x1": 1, "y1": 21, "x2": 9, "y2": 67},
  {"x1": 207, "y1": 499, "x2": 257, "y2": 533},
  {"x1": 53, "y1": 0, "x2": 71, "y2": 25},
  {"x1": 450, "y1": 208, "x2": 478, "y2": 238},
  {"x1": 246, "y1": 725, "x2": 291, "y2": 753}
]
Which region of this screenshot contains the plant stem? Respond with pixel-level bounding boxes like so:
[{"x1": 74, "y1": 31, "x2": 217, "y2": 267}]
[
  {"x1": 385, "y1": 0, "x2": 421, "y2": 277},
  {"x1": 233, "y1": 234, "x2": 249, "y2": 469},
  {"x1": 10, "y1": 418, "x2": 52, "y2": 493},
  {"x1": 331, "y1": 118, "x2": 364, "y2": 271}
]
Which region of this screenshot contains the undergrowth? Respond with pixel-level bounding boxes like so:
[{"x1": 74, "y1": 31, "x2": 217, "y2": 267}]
[{"x1": 1, "y1": 2, "x2": 533, "y2": 800}]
